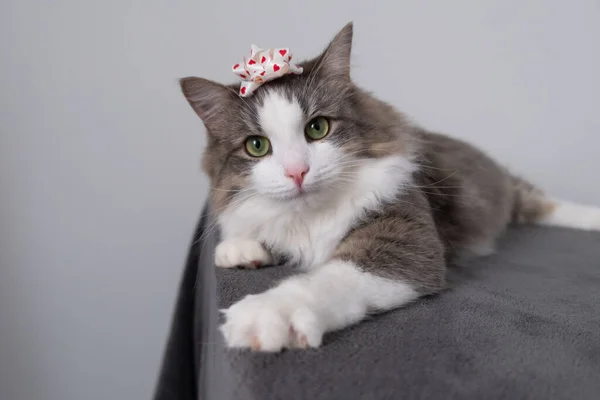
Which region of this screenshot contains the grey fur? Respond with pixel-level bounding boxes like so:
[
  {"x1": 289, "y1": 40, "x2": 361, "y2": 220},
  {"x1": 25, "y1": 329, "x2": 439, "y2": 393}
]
[{"x1": 180, "y1": 22, "x2": 552, "y2": 294}]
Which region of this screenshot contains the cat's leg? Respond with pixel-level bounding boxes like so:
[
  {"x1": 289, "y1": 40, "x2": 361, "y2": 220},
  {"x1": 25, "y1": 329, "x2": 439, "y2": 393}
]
[
  {"x1": 220, "y1": 211, "x2": 446, "y2": 351},
  {"x1": 215, "y1": 239, "x2": 273, "y2": 269},
  {"x1": 220, "y1": 260, "x2": 427, "y2": 350}
]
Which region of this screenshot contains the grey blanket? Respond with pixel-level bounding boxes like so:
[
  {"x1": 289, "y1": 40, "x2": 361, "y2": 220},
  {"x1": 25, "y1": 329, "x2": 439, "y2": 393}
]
[{"x1": 154, "y1": 210, "x2": 600, "y2": 400}]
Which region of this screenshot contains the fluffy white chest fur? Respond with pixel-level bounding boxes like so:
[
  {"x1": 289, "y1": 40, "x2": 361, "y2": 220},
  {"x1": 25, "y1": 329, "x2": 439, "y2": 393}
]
[{"x1": 218, "y1": 155, "x2": 415, "y2": 269}]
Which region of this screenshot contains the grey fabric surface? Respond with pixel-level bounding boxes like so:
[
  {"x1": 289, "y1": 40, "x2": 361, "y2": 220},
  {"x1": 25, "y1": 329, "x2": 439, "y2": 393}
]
[
  {"x1": 207, "y1": 226, "x2": 600, "y2": 400},
  {"x1": 153, "y1": 211, "x2": 600, "y2": 400}
]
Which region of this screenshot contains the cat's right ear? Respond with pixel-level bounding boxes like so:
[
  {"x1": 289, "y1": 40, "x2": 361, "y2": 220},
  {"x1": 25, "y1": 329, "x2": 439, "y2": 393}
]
[
  {"x1": 179, "y1": 77, "x2": 237, "y2": 130},
  {"x1": 312, "y1": 22, "x2": 354, "y2": 82}
]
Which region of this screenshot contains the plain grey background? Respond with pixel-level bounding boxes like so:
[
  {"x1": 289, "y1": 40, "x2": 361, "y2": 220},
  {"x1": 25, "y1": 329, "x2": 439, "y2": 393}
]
[{"x1": 1, "y1": 1, "x2": 598, "y2": 400}]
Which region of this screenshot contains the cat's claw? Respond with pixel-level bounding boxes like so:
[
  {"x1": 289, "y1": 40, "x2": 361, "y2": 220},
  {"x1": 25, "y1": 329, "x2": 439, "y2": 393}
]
[
  {"x1": 215, "y1": 239, "x2": 272, "y2": 269},
  {"x1": 219, "y1": 292, "x2": 325, "y2": 352}
]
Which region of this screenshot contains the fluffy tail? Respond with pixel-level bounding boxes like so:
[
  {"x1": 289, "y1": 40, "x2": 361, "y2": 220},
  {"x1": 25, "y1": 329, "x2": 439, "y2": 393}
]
[{"x1": 511, "y1": 176, "x2": 600, "y2": 231}]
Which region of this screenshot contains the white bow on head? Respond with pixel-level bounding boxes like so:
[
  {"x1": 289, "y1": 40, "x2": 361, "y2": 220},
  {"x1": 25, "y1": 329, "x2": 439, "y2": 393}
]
[{"x1": 232, "y1": 45, "x2": 303, "y2": 97}]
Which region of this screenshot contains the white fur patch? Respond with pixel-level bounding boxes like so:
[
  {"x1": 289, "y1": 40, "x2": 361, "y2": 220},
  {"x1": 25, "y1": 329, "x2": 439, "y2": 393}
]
[
  {"x1": 215, "y1": 239, "x2": 272, "y2": 268},
  {"x1": 252, "y1": 90, "x2": 312, "y2": 198},
  {"x1": 537, "y1": 199, "x2": 600, "y2": 231},
  {"x1": 219, "y1": 154, "x2": 415, "y2": 269},
  {"x1": 220, "y1": 260, "x2": 418, "y2": 351},
  {"x1": 257, "y1": 90, "x2": 304, "y2": 146}
]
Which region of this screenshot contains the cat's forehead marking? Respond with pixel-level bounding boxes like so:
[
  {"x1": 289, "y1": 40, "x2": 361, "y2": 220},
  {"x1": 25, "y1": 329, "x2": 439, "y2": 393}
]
[{"x1": 257, "y1": 89, "x2": 304, "y2": 141}]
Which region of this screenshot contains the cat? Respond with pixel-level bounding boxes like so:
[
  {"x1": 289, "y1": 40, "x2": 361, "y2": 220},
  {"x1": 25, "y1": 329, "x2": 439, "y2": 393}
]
[{"x1": 179, "y1": 22, "x2": 600, "y2": 352}]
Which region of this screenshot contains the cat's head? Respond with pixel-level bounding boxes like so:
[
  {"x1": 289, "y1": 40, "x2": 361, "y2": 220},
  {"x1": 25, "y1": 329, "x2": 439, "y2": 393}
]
[{"x1": 180, "y1": 23, "x2": 409, "y2": 212}]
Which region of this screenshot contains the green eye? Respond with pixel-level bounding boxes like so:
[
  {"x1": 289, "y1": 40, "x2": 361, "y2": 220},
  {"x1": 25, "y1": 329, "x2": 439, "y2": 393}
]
[
  {"x1": 305, "y1": 117, "x2": 330, "y2": 140},
  {"x1": 245, "y1": 136, "x2": 271, "y2": 157}
]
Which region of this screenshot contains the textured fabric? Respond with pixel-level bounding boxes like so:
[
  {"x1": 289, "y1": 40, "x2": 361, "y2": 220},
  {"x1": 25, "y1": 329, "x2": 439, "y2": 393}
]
[
  {"x1": 155, "y1": 210, "x2": 600, "y2": 400},
  {"x1": 153, "y1": 208, "x2": 207, "y2": 400}
]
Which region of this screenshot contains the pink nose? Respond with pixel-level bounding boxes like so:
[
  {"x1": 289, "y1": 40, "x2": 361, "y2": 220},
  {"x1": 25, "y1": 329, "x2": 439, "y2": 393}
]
[{"x1": 284, "y1": 165, "x2": 309, "y2": 187}]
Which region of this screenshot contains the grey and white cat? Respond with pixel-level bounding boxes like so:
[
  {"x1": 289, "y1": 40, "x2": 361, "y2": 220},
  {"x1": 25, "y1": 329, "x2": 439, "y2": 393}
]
[{"x1": 180, "y1": 23, "x2": 600, "y2": 351}]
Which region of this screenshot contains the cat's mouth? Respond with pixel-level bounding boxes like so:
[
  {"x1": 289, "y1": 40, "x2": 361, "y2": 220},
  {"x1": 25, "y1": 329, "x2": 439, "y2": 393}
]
[
  {"x1": 265, "y1": 184, "x2": 319, "y2": 201},
  {"x1": 260, "y1": 175, "x2": 342, "y2": 202}
]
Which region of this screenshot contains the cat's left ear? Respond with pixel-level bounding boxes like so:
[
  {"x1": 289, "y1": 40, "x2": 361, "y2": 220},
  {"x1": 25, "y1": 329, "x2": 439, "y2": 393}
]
[
  {"x1": 179, "y1": 77, "x2": 238, "y2": 132},
  {"x1": 314, "y1": 22, "x2": 354, "y2": 81}
]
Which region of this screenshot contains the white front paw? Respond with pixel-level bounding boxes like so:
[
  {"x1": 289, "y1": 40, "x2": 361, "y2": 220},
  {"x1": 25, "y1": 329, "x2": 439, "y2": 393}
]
[
  {"x1": 220, "y1": 292, "x2": 325, "y2": 352},
  {"x1": 215, "y1": 239, "x2": 272, "y2": 269}
]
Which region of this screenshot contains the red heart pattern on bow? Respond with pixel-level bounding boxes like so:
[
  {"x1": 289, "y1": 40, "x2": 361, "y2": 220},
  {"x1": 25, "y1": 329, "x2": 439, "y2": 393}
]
[{"x1": 232, "y1": 45, "x2": 304, "y2": 97}]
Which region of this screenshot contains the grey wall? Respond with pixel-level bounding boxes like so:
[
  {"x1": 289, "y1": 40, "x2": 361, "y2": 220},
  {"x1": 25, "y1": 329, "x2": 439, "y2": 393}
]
[{"x1": 1, "y1": 1, "x2": 598, "y2": 399}]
